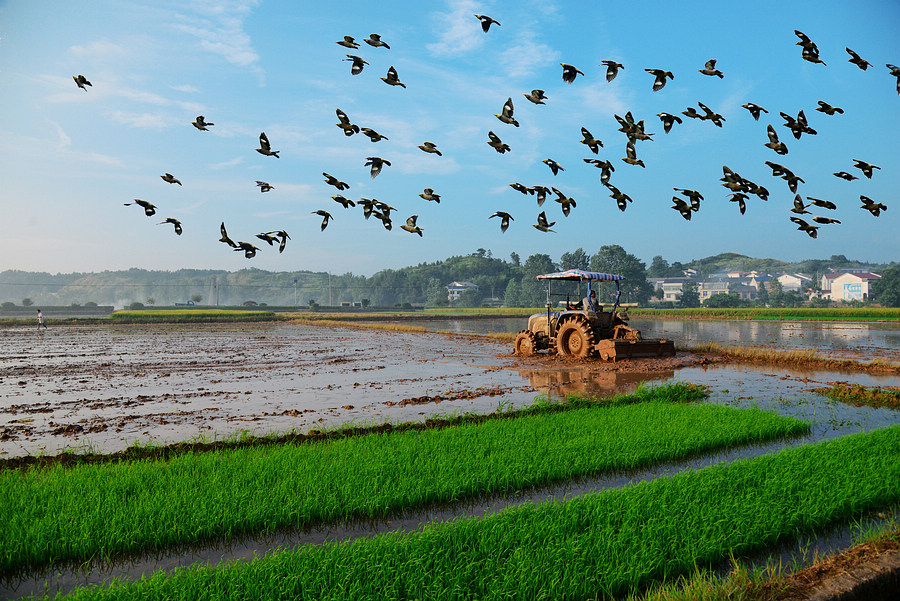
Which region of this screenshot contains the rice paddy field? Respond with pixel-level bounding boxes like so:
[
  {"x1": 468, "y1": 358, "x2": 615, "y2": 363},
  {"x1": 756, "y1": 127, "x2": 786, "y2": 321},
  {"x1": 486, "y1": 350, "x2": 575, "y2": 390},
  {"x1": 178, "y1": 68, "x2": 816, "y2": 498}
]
[{"x1": 1, "y1": 317, "x2": 900, "y2": 599}]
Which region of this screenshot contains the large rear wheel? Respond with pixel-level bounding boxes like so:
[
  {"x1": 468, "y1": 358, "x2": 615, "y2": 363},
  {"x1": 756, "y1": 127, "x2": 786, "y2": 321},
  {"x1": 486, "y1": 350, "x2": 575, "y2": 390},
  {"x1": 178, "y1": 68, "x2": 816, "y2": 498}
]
[
  {"x1": 514, "y1": 330, "x2": 537, "y2": 355},
  {"x1": 556, "y1": 319, "x2": 595, "y2": 358}
]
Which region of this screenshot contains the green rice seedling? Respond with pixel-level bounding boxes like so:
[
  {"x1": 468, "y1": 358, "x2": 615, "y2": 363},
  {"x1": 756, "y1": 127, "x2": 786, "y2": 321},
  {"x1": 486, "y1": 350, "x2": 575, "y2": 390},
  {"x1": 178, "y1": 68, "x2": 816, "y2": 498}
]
[
  {"x1": 47, "y1": 425, "x2": 900, "y2": 601},
  {"x1": 110, "y1": 310, "x2": 278, "y2": 323},
  {"x1": 814, "y1": 382, "x2": 900, "y2": 410},
  {"x1": 0, "y1": 386, "x2": 806, "y2": 573}
]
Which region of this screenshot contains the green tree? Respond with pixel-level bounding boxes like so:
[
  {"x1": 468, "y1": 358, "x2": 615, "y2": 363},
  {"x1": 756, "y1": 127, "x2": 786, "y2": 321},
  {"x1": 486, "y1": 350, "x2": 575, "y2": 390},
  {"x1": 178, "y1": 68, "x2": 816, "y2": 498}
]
[
  {"x1": 191, "y1": 294, "x2": 203, "y2": 303},
  {"x1": 769, "y1": 278, "x2": 784, "y2": 308},
  {"x1": 519, "y1": 254, "x2": 556, "y2": 307},
  {"x1": 679, "y1": 281, "x2": 700, "y2": 308},
  {"x1": 146, "y1": 297, "x2": 156, "y2": 305},
  {"x1": 361, "y1": 298, "x2": 370, "y2": 308},
  {"x1": 2, "y1": 301, "x2": 15, "y2": 309},
  {"x1": 455, "y1": 287, "x2": 484, "y2": 307},
  {"x1": 703, "y1": 292, "x2": 743, "y2": 308},
  {"x1": 509, "y1": 252, "x2": 520, "y2": 267},
  {"x1": 559, "y1": 248, "x2": 590, "y2": 271},
  {"x1": 756, "y1": 280, "x2": 770, "y2": 307},
  {"x1": 503, "y1": 279, "x2": 520, "y2": 307},
  {"x1": 870, "y1": 266, "x2": 900, "y2": 307},
  {"x1": 589, "y1": 245, "x2": 651, "y2": 305},
  {"x1": 22, "y1": 298, "x2": 33, "y2": 306},
  {"x1": 648, "y1": 255, "x2": 670, "y2": 278}
]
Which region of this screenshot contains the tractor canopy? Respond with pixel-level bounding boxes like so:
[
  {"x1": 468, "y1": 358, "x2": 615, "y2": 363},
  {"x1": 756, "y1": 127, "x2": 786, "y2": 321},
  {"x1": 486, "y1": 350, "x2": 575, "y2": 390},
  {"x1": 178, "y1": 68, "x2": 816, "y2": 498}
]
[{"x1": 536, "y1": 270, "x2": 624, "y2": 282}]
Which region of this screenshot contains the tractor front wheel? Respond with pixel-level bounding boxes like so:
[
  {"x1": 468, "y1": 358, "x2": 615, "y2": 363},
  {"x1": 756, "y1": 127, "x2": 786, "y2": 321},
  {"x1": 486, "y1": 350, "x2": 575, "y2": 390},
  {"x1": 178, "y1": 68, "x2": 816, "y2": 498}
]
[
  {"x1": 514, "y1": 330, "x2": 537, "y2": 356},
  {"x1": 556, "y1": 319, "x2": 595, "y2": 358}
]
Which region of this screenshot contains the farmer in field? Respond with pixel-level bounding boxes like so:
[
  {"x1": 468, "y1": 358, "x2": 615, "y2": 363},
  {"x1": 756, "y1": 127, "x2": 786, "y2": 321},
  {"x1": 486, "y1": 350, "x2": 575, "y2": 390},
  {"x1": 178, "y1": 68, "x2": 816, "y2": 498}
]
[
  {"x1": 37, "y1": 309, "x2": 47, "y2": 329},
  {"x1": 582, "y1": 290, "x2": 597, "y2": 312}
]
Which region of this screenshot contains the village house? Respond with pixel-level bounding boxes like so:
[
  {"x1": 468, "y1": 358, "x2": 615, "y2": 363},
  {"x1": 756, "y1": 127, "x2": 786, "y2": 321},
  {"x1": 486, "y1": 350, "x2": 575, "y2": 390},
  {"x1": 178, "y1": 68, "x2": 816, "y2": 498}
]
[
  {"x1": 776, "y1": 273, "x2": 813, "y2": 292},
  {"x1": 820, "y1": 272, "x2": 881, "y2": 302},
  {"x1": 446, "y1": 281, "x2": 479, "y2": 302},
  {"x1": 648, "y1": 277, "x2": 691, "y2": 303}
]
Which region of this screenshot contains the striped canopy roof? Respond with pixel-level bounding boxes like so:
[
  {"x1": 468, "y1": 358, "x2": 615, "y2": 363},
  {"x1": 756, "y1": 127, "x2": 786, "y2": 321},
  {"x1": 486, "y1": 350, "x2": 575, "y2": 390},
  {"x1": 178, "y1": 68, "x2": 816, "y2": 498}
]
[{"x1": 536, "y1": 269, "x2": 624, "y2": 281}]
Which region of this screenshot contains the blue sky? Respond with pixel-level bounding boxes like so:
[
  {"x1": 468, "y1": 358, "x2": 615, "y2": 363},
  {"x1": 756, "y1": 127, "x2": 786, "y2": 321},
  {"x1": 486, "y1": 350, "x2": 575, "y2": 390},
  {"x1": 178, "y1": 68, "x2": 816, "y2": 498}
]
[{"x1": 1, "y1": 0, "x2": 898, "y2": 276}]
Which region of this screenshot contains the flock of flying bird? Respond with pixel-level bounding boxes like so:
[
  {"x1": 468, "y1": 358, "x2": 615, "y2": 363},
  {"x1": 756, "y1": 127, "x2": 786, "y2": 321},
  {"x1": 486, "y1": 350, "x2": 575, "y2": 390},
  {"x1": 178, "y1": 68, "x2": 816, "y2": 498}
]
[{"x1": 72, "y1": 16, "x2": 897, "y2": 258}]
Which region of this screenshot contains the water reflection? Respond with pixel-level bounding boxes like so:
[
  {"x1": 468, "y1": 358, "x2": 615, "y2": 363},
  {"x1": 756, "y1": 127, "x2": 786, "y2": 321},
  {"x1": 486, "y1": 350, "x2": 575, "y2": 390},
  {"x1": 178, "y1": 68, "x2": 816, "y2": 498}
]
[{"x1": 516, "y1": 365, "x2": 674, "y2": 398}]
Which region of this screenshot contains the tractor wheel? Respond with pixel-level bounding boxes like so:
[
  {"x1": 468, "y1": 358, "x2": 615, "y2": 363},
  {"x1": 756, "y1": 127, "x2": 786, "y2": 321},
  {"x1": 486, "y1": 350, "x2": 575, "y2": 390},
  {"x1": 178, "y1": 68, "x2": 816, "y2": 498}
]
[
  {"x1": 514, "y1": 330, "x2": 537, "y2": 356},
  {"x1": 556, "y1": 319, "x2": 596, "y2": 358}
]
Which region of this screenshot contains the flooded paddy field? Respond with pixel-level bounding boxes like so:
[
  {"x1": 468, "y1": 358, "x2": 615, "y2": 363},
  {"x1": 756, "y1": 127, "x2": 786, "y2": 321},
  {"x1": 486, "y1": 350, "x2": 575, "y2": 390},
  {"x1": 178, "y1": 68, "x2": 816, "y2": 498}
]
[{"x1": 1, "y1": 319, "x2": 899, "y2": 599}]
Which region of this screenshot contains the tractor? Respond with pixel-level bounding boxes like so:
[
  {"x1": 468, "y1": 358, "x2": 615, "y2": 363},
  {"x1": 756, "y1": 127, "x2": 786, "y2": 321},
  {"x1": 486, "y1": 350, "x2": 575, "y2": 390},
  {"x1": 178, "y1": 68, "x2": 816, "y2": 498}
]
[{"x1": 513, "y1": 269, "x2": 675, "y2": 360}]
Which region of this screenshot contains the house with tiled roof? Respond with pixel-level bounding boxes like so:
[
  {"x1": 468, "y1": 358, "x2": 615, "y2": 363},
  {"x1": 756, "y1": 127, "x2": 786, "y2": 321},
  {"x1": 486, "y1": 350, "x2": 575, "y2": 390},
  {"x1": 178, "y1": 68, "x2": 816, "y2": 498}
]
[{"x1": 446, "y1": 281, "x2": 479, "y2": 302}]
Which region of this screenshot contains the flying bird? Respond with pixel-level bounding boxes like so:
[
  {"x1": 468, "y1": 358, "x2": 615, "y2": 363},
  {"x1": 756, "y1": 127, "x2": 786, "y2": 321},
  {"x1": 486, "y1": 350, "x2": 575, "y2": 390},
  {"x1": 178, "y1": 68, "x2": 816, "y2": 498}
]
[
  {"x1": 489, "y1": 211, "x2": 513, "y2": 233},
  {"x1": 332, "y1": 195, "x2": 355, "y2": 208},
  {"x1": 674, "y1": 188, "x2": 703, "y2": 211},
  {"x1": 312, "y1": 210, "x2": 333, "y2": 231},
  {"x1": 266, "y1": 230, "x2": 290, "y2": 253},
  {"x1": 418, "y1": 141, "x2": 442, "y2": 155},
  {"x1": 343, "y1": 54, "x2": 368, "y2": 75},
  {"x1": 419, "y1": 188, "x2": 441, "y2": 203},
  {"x1": 532, "y1": 211, "x2": 555, "y2": 232},
  {"x1": 256, "y1": 132, "x2": 279, "y2": 157},
  {"x1": 219, "y1": 222, "x2": 238, "y2": 247},
  {"x1": 780, "y1": 109, "x2": 817, "y2": 139},
  {"x1": 741, "y1": 103, "x2": 768, "y2": 121},
  {"x1": 509, "y1": 183, "x2": 532, "y2": 195},
  {"x1": 474, "y1": 14, "x2": 500, "y2": 32},
  {"x1": 698, "y1": 59, "x2": 724, "y2": 78},
  {"x1": 495, "y1": 97, "x2": 519, "y2": 126},
  {"x1": 160, "y1": 173, "x2": 181, "y2": 185},
  {"x1": 606, "y1": 184, "x2": 632, "y2": 212},
  {"x1": 381, "y1": 65, "x2": 406, "y2": 87},
  {"x1": 845, "y1": 48, "x2": 871, "y2": 70},
  {"x1": 671, "y1": 197, "x2": 693, "y2": 221},
  {"x1": 335, "y1": 108, "x2": 360, "y2": 136},
  {"x1": 583, "y1": 159, "x2": 614, "y2": 185},
  {"x1": 860, "y1": 195, "x2": 887, "y2": 216},
  {"x1": 323, "y1": 172, "x2": 349, "y2": 190},
  {"x1": 158, "y1": 218, "x2": 182, "y2": 235},
  {"x1": 645, "y1": 68, "x2": 674, "y2": 91},
  {"x1": 365, "y1": 156, "x2": 391, "y2": 178},
  {"x1": 728, "y1": 192, "x2": 748, "y2": 215},
  {"x1": 812, "y1": 216, "x2": 841, "y2": 225},
  {"x1": 560, "y1": 63, "x2": 585, "y2": 83},
  {"x1": 580, "y1": 127, "x2": 603, "y2": 154},
  {"x1": 790, "y1": 217, "x2": 819, "y2": 238},
  {"x1": 791, "y1": 194, "x2": 812, "y2": 215},
  {"x1": 256, "y1": 232, "x2": 279, "y2": 246},
  {"x1": 523, "y1": 89, "x2": 547, "y2": 104},
  {"x1": 621, "y1": 141, "x2": 645, "y2": 168},
  {"x1": 73, "y1": 74, "x2": 91, "y2": 90},
  {"x1": 542, "y1": 158, "x2": 564, "y2": 175},
  {"x1": 487, "y1": 131, "x2": 510, "y2": 154},
  {"x1": 833, "y1": 171, "x2": 858, "y2": 181},
  {"x1": 764, "y1": 124, "x2": 789, "y2": 155},
  {"x1": 852, "y1": 159, "x2": 880, "y2": 179},
  {"x1": 656, "y1": 112, "x2": 682, "y2": 133},
  {"x1": 532, "y1": 185, "x2": 550, "y2": 206},
  {"x1": 551, "y1": 187, "x2": 576, "y2": 216},
  {"x1": 124, "y1": 199, "x2": 156, "y2": 216},
  {"x1": 697, "y1": 101, "x2": 725, "y2": 127},
  {"x1": 234, "y1": 241, "x2": 260, "y2": 258},
  {"x1": 360, "y1": 127, "x2": 388, "y2": 142},
  {"x1": 192, "y1": 115, "x2": 213, "y2": 131},
  {"x1": 401, "y1": 215, "x2": 423, "y2": 236},
  {"x1": 815, "y1": 101, "x2": 844, "y2": 116},
  {"x1": 336, "y1": 36, "x2": 359, "y2": 49},
  {"x1": 601, "y1": 60, "x2": 624, "y2": 82},
  {"x1": 364, "y1": 33, "x2": 390, "y2": 49},
  {"x1": 887, "y1": 64, "x2": 900, "y2": 95},
  {"x1": 808, "y1": 197, "x2": 837, "y2": 210},
  {"x1": 256, "y1": 180, "x2": 274, "y2": 192}
]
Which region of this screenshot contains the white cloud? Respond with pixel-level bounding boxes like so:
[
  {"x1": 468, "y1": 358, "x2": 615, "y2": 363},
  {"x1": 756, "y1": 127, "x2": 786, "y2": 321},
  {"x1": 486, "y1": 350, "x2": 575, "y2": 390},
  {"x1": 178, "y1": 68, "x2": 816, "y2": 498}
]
[
  {"x1": 173, "y1": 0, "x2": 262, "y2": 72},
  {"x1": 427, "y1": 0, "x2": 486, "y2": 57},
  {"x1": 48, "y1": 120, "x2": 71, "y2": 149},
  {"x1": 68, "y1": 40, "x2": 128, "y2": 58},
  {"x1": 498, "y1": 37, "x2": 558, "y2": 79},
  {"x1": 172, "y1": 84, "x2": 201, "y2": 93},
  {"x1": 110, "y1": 110, "x2": 171, "y2": 129},
  {"x1": 209, "y1": 156, "x2": 244, "y2": 170}
]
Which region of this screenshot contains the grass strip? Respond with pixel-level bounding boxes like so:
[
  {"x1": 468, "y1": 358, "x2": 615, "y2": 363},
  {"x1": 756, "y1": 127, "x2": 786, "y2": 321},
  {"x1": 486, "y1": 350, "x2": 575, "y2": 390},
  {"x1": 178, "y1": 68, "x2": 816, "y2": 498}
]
[
  {"x1": 632, "y1": 307, "x2": 900, "y2": 321},
  {"x1": 679, "y1": 341, "x2": 900, "y2": 373},
  {"x1": 814, "y1": 382, "x2": 900, "y2": 410},
  {"x1": 49, "y1": 424, "x2": 900, "y2": 601},
  {"x1": 0, "y1": 385, "x2": 809, "y2": 573},
  {"x1": 109, "y1": 310, "x2": 278, "y2": 323}
]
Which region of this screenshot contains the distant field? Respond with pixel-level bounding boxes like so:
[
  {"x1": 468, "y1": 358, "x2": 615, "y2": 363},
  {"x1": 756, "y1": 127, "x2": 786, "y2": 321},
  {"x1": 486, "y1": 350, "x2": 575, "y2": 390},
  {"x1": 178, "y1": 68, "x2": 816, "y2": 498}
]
[{"x1": 109, "y1": 309, "x2": 278, "y2": 322}]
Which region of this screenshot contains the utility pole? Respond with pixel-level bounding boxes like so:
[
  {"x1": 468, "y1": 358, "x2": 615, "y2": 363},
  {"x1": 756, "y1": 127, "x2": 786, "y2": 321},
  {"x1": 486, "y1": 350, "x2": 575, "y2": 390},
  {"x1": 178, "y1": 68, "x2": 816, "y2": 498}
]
[
  {"x1": 293, "y1": 278, "x2": 298, "y2": 307},
  {"x1": 328, "y1": 272, "x2": 332, "y2": 306}
]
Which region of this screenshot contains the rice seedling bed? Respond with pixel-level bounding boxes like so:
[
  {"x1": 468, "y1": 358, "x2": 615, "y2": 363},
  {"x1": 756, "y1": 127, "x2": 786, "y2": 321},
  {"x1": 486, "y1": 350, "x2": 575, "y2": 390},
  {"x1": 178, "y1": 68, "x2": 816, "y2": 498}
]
[
  {"x1": 0, "y1": 385, "x2": 809, "y2": 573},
  {"x1": 46, "y1": 424, "x2": 900, "y2": 601},
  {"x1": 109, "y1": 310, "x2": 278, "y2": 323},
  {"x1": 814, "y1": 382, "x2": 900, "y2": 410},
  {"x1": 678, "y1": 341, "x2": 900, "y2": 373}
]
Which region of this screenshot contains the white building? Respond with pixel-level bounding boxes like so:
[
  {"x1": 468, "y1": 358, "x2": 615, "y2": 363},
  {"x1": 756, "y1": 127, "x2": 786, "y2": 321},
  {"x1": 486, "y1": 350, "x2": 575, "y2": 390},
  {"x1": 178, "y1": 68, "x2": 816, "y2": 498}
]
[
  {"x1": 777, "y1": 273, "x2": 813, "y2": 292},
  {"x1": 821, "y1": 272, "x2": 881, "y2": 302},
  {"x1": 447, "y1": 281, "x2": 479, "y2": 302},
  {"x1": 649, "y1": 277, "x2": 691, "y2": 303}
]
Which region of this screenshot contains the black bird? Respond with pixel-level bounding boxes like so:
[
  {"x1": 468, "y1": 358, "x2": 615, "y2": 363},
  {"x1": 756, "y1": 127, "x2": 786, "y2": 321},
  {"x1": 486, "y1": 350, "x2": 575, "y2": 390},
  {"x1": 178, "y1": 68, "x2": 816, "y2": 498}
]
[
  {"x1": 812, "y1": 216, "x2": 841, "y2": 225},
  {"x1": 791, "y1": 194, "x2": 812, "y2": 215},
  {"x1": 583, "y1": 159, "x2": 614, "y2": 185},
  {"x1": 542, "y1": 158, "x2": 564, "y2": 175},
  {"x1": 860, "y1": 195, "x2": 887, "y2": 216},
  {"x1": 698, "y1": 58, "x2": 724, "y2": 78},
  {"x1": 621, "y1": 141, "x2": 645, "y2": 168},
  {"x1": 474, "y1": 14, "x2": 500, "y2": 32},
  {"x1": 790, "y1": 217, "x2": 819, "y2": 238},
  {"x1": 359, "y1": 198, "x2": 378, "y2": 219},
  {"x1": 400, "y1": 215, "x2": 423, "y2": 236},
  {"x1": 697, "y1": 101, "x2": 725, "y2": 127},
  {"x1": 509, "y1": 183, "x2": 532, "y2": 195},
  {"x1": 495, "y1": 97, "x2": 519, "y2": 126},
  {"x1": 124, "y1": 199, "x2": 156, "y2": 216},
  {"x1": 418, "y1": 141, "x2": 442, "y2": 156},
  {"x1": 645, "y1": 68, "x2": 674, "y2": 91},
  {"x1": 161, "y1": 173, "x2": 182, "y2": 185},
  {"x1": 489, "y1": 211, "x2": 513, "y2": 233},
  {"x1": 780, "y1": 110, "x2": 816, "y2": 139},
  {"x1": 852, "y1": 159, "x2": 880, "y2": 179},
  {"x1": 365, "y1": 156, "x2": 391, "y2": 178},
  {"x1": 336, "y1": 36, "x2": 359, "y2": 49},
  {"x1": 887, "y1": 64, "x2": 900, "y2": 95},
  {"x1": 560, "y1": 63, "x2": 585, "y2": 84},
  {"x1": 808, "y1": 197, "x2": 837, "y2": 210},
  {"x1": 332, "y1": 195, "x2": 355, "y2": 208},
  {"x1": 487, "y1": 131, "x2": 510, "y2": 154},
  {"x1": 343, "y1": 54, "x2": 368, "y2": 75},
  {"x1": 266, "y1": 230, "x2": 290, "y2": 253},
  {"x1": 601, "y1": 60, "x2": 624, "y2": 82},
  {"x1": 335, "y1": 108, "x2": 360, "y2": 136},
  {"x1": 580, "y1": 127, "x2": 602, "y2": 153},
  {"x1": 256, "y1": 180, "x2": 274, "y2": 192},
  {"x1": 606, "y1": 185, "x2": 631, "y2": 212},
  {"x1": 158, "y1": 218, "x2": 182, "y2": 235},
  {"x1": 671, "y1": 197, "x2": 693, "y2": 221},
  {"x1": 674, "y1": 188, "x2": 703, "y2": 211},
  {"x1": 833, "y1": 171, "x2": 858, "y2": 181},
  {"x1": 795, "y1": 30, "x2": 825, "y2": 65},
  {"x1": 815, "y1": 101, "x2": 844, "y2": 116},
  {"x1": 256, "y1": 232, "x2": 279, "y2": 246},
  {"x1": 192, "y1": 115, "x2": 213, "y2": 131},
  {"x1": 73, "y1": 74, "x2": 92, "y2": 90},
  {"x1": 656, "y1": 112, "x2": 682, "y2": 133},
  {"x1": 764, "y1": 161, "x2": 791, "y2": 177},
  {"x1": 235, "y1": 241, "x2": 260, "y2": 258},
  {"x1": 219, "y1": 222, "x2": 238, "y2": 248},
  {"x1": 360, "y1": 127, "x2": 388, "y2": 142},
  {"x1": 419, "y1": 188, "x2": 441, "y2": 203},
  {"x1": 256, "y1": 132, "x2": 279, "y2": 157},
  {"x1": 551, "y1": 187, "x2": 576, "y2": 216},
  {"x1": 323, "y1": 173, "x2": 350, "y2": 190},
  {"x1": 532, "y1": 185, "x2": 551, "y2": 207},
  {"x1": 682, "y1": 106, "x2": 702, "y2": 120},
  {"x1": 364, "y1": 34, "x2": 390, "y2": 49},
  {"x1": 380, "y1": 65, "x2": 406, "y2": 88},
  {"x1": 312, "y1": 210, "x2": 333, "y2": 231},
  {"x1": 729, "y1": 192, "x2": 748, "y2": 215},
  {"x1": 764, "y1": 124, "x2": 789, "y2": 155},
  {"x1": 523, "y1": 89, "x2": 547, "y2": 104},
  {"x1": 741, "y1": 103, "x2": 768, "y2": 121},
  {"x1": 846, "y1": 48, "x2": 871, "y2": 70},
  {"x1": 783, "y1": 173, "x2": 805, "y2": 194},
  {"x1": 533, "y1": 211, "x2": 555, "y2": 232}
]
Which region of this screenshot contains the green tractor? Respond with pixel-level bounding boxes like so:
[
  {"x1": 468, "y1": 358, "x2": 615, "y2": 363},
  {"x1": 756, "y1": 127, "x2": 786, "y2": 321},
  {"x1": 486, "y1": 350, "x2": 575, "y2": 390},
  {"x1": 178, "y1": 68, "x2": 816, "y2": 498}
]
[{"x1": 514, "y1": 269, "x2": 675, "y2": 360}]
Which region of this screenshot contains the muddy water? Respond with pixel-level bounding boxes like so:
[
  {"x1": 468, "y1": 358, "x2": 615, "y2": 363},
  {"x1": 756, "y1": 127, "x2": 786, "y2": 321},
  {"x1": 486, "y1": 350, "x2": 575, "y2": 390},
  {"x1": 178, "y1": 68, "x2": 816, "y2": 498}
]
[{"x1": 2, "y1": 319, "x2": 900, "y2": 599}]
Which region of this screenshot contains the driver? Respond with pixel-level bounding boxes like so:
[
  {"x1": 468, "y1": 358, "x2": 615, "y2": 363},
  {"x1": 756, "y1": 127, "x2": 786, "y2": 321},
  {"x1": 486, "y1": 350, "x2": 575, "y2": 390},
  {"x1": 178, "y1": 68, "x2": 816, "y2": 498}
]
[{"x1": 582, "y1": 289, "x2": 597, "y2": 311}]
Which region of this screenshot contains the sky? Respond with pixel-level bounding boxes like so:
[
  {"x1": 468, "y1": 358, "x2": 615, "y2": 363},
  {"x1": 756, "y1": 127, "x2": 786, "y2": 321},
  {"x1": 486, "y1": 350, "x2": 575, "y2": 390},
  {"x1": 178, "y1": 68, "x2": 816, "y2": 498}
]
[{"x1": 1, "y1": 0, "x2": 898, "y2": 277}]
